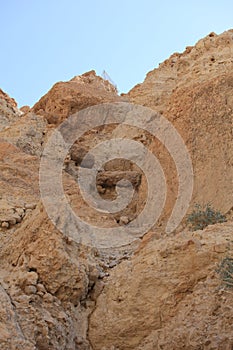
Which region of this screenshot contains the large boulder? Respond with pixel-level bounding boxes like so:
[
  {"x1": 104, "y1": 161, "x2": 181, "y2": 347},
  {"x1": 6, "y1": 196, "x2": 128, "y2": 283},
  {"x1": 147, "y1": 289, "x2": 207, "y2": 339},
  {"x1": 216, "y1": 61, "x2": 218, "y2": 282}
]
[{"x1": 32, "y1": 70, "x2": 121, "y2": 125}]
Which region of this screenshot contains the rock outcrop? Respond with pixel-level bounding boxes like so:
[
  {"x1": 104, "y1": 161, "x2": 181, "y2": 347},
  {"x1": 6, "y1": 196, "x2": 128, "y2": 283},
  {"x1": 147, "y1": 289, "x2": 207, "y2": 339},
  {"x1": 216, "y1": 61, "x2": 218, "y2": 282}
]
[
  {"x1": 0, "y1": 112, "x2": 47, "y2": 156},
  {"x1": 0, "y1": 141, "x2": 39, "y2": 224},
  {"x1": 32, "y1": 70, "x2": 121, "y2": 125},
  {"x1": 0, "y1": 201, "x2": 94, "y2": 349},
  {"x1": 127, "y1": 29, "x2": 233, "y2": 216},
  {"x1": 127, "y1": 30, "x2": 233, "y2": 112},
  {"x1": 0, "y1": 88, "x2": 18, "y2": 108},
  {"x1": 0, "y1": 88, "x2": 22, "y2": 131},
  {"x1": 89, "y1": 222, "x2": 233, "y2": 350},
  {"x1": 0, "y1": 30, "x2": 233, "y2": 350}
]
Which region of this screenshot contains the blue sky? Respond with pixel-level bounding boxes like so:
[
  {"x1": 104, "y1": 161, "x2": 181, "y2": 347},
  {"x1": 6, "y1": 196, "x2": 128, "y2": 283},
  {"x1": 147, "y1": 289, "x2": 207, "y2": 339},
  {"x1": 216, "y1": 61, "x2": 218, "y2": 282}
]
[{"x1": 1, "y1": 0, "x2": 233, "y2": 107}]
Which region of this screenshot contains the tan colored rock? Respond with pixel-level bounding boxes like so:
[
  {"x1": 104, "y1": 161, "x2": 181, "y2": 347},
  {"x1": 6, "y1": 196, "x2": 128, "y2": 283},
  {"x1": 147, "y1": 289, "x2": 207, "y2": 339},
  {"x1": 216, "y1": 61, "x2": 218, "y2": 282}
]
[
  {"x1": 32, "y1": 70, "x2": 121, "y2": 125},
  {"x1": 20, "y1": 105, "x2": 30, "y2": 114},
  {"x1": 127, "y1": 29, "x2": 233, "y2": 217},
  {"x1": 0, "y1": 284, "x2": 36, "y2": 349},
  {"x1": 1, "y1": 205, "x2": 89, "y2": 303},
  {"x1": 96, "y1": 170, "x2": 141, "y2": 188},
  {"x1": 0, "y1": 141, "x2": 39, "y2": 214},
  {"x1": 0, "y1": 200, "x2": 97, "y2": 349},
  {"x1": 119, "y1": 215, "x2": 130, "y2": 225},
  {"x1": 24, "y1": 285, "x2": 37, "y2": 295},
  {"x1": 24, "y1": 271, "x2": 39, "y2": 286},
  {"x1": 25, "y1": 203, "x2": 37, "y2": 210},
  {"x1": 89, "y1": 222, "x2": 233, "y2": 350},
  {"x1": 0, "y1": 112, "x2": 48, "y2": 156},
  {"x1": 0, "y1": 88, "x2": 18, "y2": 108},
  {"x1": 0, "y1": 29, "x2": 232, "y2": 350},
  {"x1": 70, "y1": 144, "x2": 95, "y2": 168},
  {"x1": 1, "y1": 222, "x2": 9, "y2": 229},
  {"x1": 8, "y1": 217, "x2": 16, "y2": 225},
  {"x1": 37, "y1": 283, "x2": 46, "y2": 294},
  {"x1": 0, "y1": 88, "x2": 22, "y2": 131},
  {"x1": 128, "y1": 30, "x2": 233, "y2": 112},
  {"x1": 16, "y1": 207, "x2": 25, "y2": 217}
]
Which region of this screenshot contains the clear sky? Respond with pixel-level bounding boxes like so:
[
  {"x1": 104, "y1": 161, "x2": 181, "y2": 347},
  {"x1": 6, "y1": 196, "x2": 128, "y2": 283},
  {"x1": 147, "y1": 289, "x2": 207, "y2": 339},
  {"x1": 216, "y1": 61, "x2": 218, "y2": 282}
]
[{"x1": 1, "y1": 0, "x2": 233, "y2": 107}]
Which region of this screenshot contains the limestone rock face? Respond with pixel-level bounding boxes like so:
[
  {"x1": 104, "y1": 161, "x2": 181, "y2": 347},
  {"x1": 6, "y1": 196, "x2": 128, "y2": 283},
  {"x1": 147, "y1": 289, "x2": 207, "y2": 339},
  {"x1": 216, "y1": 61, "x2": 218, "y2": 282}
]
[
  {"x1": 32, "y1": 70, "x2": 121, "y2": 125},
  {"x1": 128, "y1": 30, "x2": 233, "y2": 112},
  {"x1": 127, "y1": 29, "x2": 233, "y2": 215},
  {"x1": 0, "y1": 198, "x2": 99, "y2": 349},
  {"x1": 89, "y1": 222, "x2": 233, "y2": 350},
  {"x1": 0, "y1": 29, "x2": 233, "y2": 350},
  {"x1": 0, "y1": 285, "x2": 36, "y2": 350},
  {"x1": 0, "y1": 135, "x2": 102, "y2": 348},
  {"x1": 0, "y1": 89, "x2": 48, "y2": 156},
  {"x1": 0, "y1": 89, "x2": 17, "y2": 107},
  {"x1": 0, "y1": 112, "x2": 48, "y2": 156},
  {"x1": 0, "y1": 141, "x2": 39, "y2": 209},
  {"x1": 0, "y1": 88, "x2": 22, "y2": 131}
]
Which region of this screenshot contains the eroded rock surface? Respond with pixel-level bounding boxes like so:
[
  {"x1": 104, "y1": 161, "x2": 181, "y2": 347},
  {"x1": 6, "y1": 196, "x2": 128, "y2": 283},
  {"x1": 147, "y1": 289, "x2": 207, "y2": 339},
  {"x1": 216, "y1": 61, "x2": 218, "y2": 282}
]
[
  {"x1": 32, "y1": 70, "x2": 121, "y2": 125},
  {"x1": 127, "y1": 29, "x2": 233, "y2": 216},
  {"x1": 0, "y1": 112, "x2": 47, "y2": 156},
  {"x1": 89, "y1": 223, "x2": 233, "y2": 350},
  {"x1": 0, "y1": 88, "x2": 22, "y2": 131},
  {"x1": 0, "y1": 30, "x2": 233, "y2": 350}
]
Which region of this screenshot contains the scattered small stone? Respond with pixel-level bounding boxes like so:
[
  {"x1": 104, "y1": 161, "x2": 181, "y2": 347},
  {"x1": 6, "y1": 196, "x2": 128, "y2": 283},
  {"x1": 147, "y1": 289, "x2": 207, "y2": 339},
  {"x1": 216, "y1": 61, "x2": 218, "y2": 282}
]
[
  {"x1": 25, "y1": 203, "x2": 36, "y2": 210},
  {"x1": 99, "y1": 261, "x2": 108, "y2": 269},
  {"x1": 25, "y1": 209, "x2": 32, "y2": 215},
  {"x1": 24, "y1": 285, "x2": 37, "y2": 295},
  {"x1": 119, "y1": 216, "x2": 129, "y2": 225},
  {"x1": 1, "y1": 221, "x2": 9, "y2": 228},
  {"x1": 8, "y1": 217, "x2": 16, "y2": 225},
  {"x1": 37, "y1": 283, "x2": 46, "y2": 293},
  {"x1": 12, "y1": 213, "x2": 22, "y2": 223},
  {"x1": 43, "y1": 293, "x2": 54, "y2": 303},
  {"x1": 109, "y1": 255, "x2": 116, "y2": 261},
  {"x1": 64, "y1": 155, "x2": 71, "y2": 165},
  {"x1": 16, "y1": 208, "x2": 25, "y2": 217},
  {"x1": 109, "y1": 261, "x2": 117, "y2": 268},
  {"x1": 97, "y1": 185, "x2": 106, "y2": 194},
  {"x1": 99, "y1": 271, "x2": 107, "y2": 279},
  {"x1": 26, "y1": 271, "x2": 38, "y2": 286},
  {"x1": 64, "y1": 236, "x2": 73, "y2": 244}
]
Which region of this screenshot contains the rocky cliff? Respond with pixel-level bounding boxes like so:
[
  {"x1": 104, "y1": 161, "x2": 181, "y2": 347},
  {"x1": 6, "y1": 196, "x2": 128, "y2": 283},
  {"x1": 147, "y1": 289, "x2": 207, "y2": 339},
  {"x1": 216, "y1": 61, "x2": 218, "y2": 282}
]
[
  {"x1": 128, "y1": 29, "x2": 233, "y2": 216},
  {"x1": 0, "y1": 30, "x2": 233, "y2": 350}
]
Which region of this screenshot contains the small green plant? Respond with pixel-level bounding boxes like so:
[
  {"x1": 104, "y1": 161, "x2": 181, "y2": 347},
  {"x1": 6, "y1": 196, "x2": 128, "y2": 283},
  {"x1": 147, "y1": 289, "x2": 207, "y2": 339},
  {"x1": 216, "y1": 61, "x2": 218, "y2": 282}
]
[
  {"x1": 217, "y1": 257, "x2": 233, "y2": 289},
  {"x1": 187, "y1": 203, "x2": 227, "y2": 231}
]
